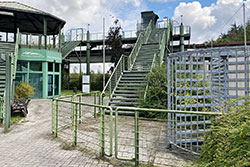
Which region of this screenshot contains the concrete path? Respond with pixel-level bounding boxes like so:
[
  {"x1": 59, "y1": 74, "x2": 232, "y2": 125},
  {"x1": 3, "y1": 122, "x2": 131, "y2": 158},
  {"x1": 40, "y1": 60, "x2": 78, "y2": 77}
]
[
  {"x1": 0, "y1": 98, "x2": 195, "y2": 167},
  {"x1": 0, "y1": 99, "x2": 112, "y2": 167}
]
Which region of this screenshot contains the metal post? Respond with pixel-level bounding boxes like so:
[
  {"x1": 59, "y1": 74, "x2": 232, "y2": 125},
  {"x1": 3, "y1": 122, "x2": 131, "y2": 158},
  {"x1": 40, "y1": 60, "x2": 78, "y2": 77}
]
[
  {"x1": 43, "y1": 17, "x2": 47, "y2": 49},
  {"x1": 103, "y1": 18, "x2": 106, "y2": 89},
  {"x1": 79, "y1": 95, "x2": 82, "y2": 123},
  {"x1": 94, "y1": 92, "x2": 97, "y2": 118},
  {"x1": 4, "y1": 54, "x2": 11, "y2": 132},
  {"x1": 87, "y1": 30, "x2": 90, "y2": 75},
  {"x1": 180, "y1": 22, "x2": 184, "y2": 52},
  {"x1": 73, "y1": 103, "x2": 78, "y2": 146},
  {"x1": 135, "y1": 110, "x2": 139, "y2": 166},
  {"x1": 243, "y1": 3, "x2": 249, "y2": 96},
  {"x1": 54, "y1": 100, "x2": 58, "y2": 137},
  {"x1": 59, "y1": 24, "x2": 62, "y2": 52},
  {"x1": 100, "y1": 105, "x2": 105, "y2": 157}
]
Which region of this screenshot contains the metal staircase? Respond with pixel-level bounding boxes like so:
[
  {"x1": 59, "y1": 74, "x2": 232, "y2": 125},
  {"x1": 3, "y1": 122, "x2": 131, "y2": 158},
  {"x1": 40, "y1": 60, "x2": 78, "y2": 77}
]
[
  {"x1": 0, "y1": 42, "x2": 15, "y2": 120},
  {"x1": 62, "y1": 41, "x2": 81, "y2": 59},
  {"x1": 0, "y1": 29, "x2": 20, "y2": 122},
  {"x1": 101, "y1": 20, "x2": 172, "y2": 113}
]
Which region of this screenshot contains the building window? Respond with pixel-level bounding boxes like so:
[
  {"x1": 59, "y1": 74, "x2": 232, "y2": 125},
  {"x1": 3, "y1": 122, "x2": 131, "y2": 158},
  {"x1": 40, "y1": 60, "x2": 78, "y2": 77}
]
[
  {"x1": 55, "y1": 63, "x2": 60, "y2": 72},
  {"x1": 30, "y1": 62, "x2": 42, "y2": 72},
  {"x1": 48, "y1": 62, "x2": 53, "y2": 72},
  {"x1": 17, "y1": 61, "x2": 28, "y2": 71}
]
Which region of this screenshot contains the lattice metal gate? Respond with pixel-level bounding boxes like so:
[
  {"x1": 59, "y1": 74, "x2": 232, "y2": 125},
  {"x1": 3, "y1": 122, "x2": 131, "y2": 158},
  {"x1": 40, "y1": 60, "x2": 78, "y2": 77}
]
[{"x1": 167, "y1": 46, "x2": 250, "y2": 154}]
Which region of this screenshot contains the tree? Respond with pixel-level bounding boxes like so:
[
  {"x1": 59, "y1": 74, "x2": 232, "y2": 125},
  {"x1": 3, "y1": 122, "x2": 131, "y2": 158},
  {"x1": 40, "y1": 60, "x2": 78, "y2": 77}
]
[
  {"x1": 106, "y1": 19, "x2": 124, "y2": 65},
  {"x1": 211, "y1": 21, "x2": 250, "y2": 43}
]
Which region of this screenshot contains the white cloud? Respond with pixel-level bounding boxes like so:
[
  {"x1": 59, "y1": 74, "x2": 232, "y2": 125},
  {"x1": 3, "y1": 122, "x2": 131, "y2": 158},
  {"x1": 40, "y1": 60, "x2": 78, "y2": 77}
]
[
  {"x1": 173, "y1": 0, "x2": 250, "y2": 43},
  {"x1": 149, "y1": 0, "x2": 177, "y2": 2},
  {"x1": 1, "y1": 0, "x2": 144, "y2": 34}
]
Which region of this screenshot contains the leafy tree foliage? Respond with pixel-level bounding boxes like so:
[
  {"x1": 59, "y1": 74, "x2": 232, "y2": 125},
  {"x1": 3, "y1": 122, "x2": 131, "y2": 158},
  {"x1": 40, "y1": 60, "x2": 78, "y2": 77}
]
[
  {"x1": 211, "y1": 21, "x2": 250, "y2": 43},
  {"x1": 106, "y1": 19, "x2": 124, "y2": 65}
]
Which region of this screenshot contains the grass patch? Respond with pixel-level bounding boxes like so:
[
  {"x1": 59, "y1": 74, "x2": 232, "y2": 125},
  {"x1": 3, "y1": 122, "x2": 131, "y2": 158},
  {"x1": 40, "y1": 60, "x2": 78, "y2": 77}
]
[
  {"x1": 61, "y1": 90, "x2": 82, "y2": 96},
  {"x1": 0, "y1": 113, "x2": 23, "y2": 127}
]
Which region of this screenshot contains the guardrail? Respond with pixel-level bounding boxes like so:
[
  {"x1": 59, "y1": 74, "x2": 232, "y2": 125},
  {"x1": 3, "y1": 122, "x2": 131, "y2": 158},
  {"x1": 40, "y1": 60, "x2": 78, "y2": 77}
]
[
  {"x1": 19, "y1": 33, "x2": 60, "y2": 51},
  {"x1": 12, "y1": 28, "x2": 20, "y2": 85},
  {"x1": 143, "y1": 53, "x2": 157, "y2": 102},
  {"x1": 173, "y1": 26, "x2": 191, "y2": 36},
  {"x1": 65, "y1": 30, "x2": 137, "y2": 42},
  {"x1": 52, "y1": 94, "x2": 223, "y2": 166},
  {"x1": 0, "y1": 96, "x2": 3, "y2": 121}
]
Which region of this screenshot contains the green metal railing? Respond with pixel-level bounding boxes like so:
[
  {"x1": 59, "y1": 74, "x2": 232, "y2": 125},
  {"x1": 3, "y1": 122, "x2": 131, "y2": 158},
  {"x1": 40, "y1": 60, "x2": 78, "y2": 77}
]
[
  {"x1": 0, "y1": 96, "x2": 3, "y2": 121},
  {"x1": 12, "y1": 28, "x2": 21, "y2": 80},
  {"x1": 143, "y1": 20, "x2": 172, "y2": 103},
  {"x1": 100, "y1": 55, "x2": 126, "y2": 104},
  {"x1": 52, "y1": 94, "x2": 223, "y2": 166},
  {"x1": 128, "y1": 20, "x2": 153, "y2": 71},
  {"x1": 143, "y1": 20, "x2": 153, "y2": 44},
  {"x1": 143, "y1": 53, "x2": 157, "y2": 101}
]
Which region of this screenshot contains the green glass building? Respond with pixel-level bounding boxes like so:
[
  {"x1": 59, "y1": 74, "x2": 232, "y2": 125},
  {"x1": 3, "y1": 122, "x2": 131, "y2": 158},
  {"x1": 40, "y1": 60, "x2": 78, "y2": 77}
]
[{"x1": 0, "y1": 1, "x2": 66, "y2": 99}]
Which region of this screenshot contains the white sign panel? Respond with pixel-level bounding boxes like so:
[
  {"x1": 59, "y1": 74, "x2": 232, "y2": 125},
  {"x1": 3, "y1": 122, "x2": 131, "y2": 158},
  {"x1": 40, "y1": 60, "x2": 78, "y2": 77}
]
[
  {"x1": 82, "y1": 75, "x2": 90, "y2": 84},
  {"x1": 82, "y1": 85, "x2": 90, "y2": 93}
]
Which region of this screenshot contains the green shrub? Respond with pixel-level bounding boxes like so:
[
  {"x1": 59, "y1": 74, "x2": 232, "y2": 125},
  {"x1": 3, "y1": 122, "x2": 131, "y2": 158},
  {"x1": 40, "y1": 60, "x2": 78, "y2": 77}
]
[
  {"x1": 197, "y1": 97, "x2": 250, "y2": 167},
  {"x1": 140, "y1": 65, "x2": 168, "y2": 118},
  {"x1": 15, "y1": 81, "x2": 35, "y2": 101}
]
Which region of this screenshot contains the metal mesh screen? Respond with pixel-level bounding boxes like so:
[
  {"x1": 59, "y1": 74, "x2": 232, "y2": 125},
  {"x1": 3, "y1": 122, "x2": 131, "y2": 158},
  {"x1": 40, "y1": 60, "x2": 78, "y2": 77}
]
[{"x1": 167, "y1": 46, "x2": 250, "y2": 154}]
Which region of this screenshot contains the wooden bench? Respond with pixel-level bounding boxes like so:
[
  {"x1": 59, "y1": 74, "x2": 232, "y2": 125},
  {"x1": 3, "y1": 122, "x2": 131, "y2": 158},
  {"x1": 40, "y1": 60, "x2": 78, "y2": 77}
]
[{"x1": 11, "y1": 98, "x2": 31, "y2": 117}]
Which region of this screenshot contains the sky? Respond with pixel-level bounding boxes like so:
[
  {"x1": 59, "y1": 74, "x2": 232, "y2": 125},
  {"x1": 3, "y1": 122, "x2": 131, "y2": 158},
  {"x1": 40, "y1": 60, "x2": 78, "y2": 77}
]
[{"x1": 3, "y1": 0, "x2": 250, "y2": 72}]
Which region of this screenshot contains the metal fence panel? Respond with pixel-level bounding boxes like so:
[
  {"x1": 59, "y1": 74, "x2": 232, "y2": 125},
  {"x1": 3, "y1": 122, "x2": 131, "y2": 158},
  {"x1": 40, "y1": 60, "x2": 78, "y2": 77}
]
[{"x1": 167, "y1": 46, "x2": 250, "y2": 154}]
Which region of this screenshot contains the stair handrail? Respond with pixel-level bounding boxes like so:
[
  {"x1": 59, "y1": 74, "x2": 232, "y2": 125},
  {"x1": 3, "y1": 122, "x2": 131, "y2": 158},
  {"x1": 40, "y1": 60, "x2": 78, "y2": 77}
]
[
  {"x1": 12, "y1": 28, "x2": 21, "y2": 80},
  {"x1": 128, "y1": 20, "x2": 153, "y2": 71},
  {"x1": 100, "y1": 54, "x2": 126, "y2": 105},
  {"x1": 143, "y1": 20, "x2": 153, "y2": 44},
  {"x1": 143, "y1": 53, "x2": 158, "y2": 101},
  {"x1": 144, "y1": 20, "x2": 172, "y2": 102},
  {"x1": 158, "y1": 20, "x2": 171, "y2": 65}
]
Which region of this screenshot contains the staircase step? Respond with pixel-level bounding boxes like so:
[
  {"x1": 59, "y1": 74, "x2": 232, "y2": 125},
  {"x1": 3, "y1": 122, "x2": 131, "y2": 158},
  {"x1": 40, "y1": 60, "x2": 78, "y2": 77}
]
[
  {"x1": 110, "y1": 101, "x2": 139, "y2": 106},
  {"x1": 115, "y1": 90, "x2": 144, "y2": 94},
  {"x1": 111, "y1": 97, "x2": 138, "y2": 101},
  {"x1": 116, "y1": 87, "x2": 143, "y2": 90},
  {"x1": 113, "y1": 94, "x2": 141, "y2": 97},
  {"x1": 119, "y1": 80, "x2": 145, "y2": 83},
  {"x1": 123, "y1": 71, "x2": 149, "y2": 74},
  {"x1": 118, "y1": 83, "x2": 145, "y2": 86},
  {"x1": 121, "y1": 77, "x2": 146, "y2": 80}
]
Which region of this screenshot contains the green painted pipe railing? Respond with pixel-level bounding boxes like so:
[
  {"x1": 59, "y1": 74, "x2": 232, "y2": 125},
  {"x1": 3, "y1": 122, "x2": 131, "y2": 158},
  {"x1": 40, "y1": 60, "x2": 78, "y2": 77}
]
[
  {"x1": 143, "y1": 20, "x2": 153, "y2": 44},
  {"x1": 52, "y1": 94, "x2": 223, "y2": 167},
  {"x1": 143, "y1": 20, "x2": 173, "y2": 103},
  {"x1": 128, "y1": 19, "x2": 153, "y2": 71},
  {"x1": 0, "y1": 96, "x2": 3, "y2": 121},
  {"x1": 143, "y1": 53, "x2": 157, "y2": 102},
  {"x1": 100, "y1": 55, "x2": 126, "y2": 104}
]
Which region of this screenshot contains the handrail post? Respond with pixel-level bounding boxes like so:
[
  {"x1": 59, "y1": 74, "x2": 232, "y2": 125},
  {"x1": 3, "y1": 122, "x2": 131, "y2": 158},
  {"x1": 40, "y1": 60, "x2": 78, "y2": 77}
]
[
  {"x1": 73, "y1": 103, "x2": 78, "y2": 146},
  {"x1": 100, "y1": 106, "x2": 105, "y2": 157},
  {"x1": 109, "y1": 83, "x2": 112, "y2": 99},
  {"x1": 52, "y1": 99, "x2": 55, "y2": 134},
  {"x1": 135, "y1": 110, "x2": 139, "y2": 166},
  {"x1": 79, "y1": 95, "x2": 82, "y2": 123},
  {"x1": 94, "y1": 92, "x2": 97, "y2": 118},
  {"x1": 54, "y1": 100, "x2": 59, "y2": 138}
]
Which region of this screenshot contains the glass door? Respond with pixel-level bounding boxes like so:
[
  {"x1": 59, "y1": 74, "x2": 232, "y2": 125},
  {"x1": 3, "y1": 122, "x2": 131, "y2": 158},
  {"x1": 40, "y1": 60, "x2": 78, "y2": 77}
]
[{"x1": 48, "y1": 75, "x2": 53, "y2": 96}]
